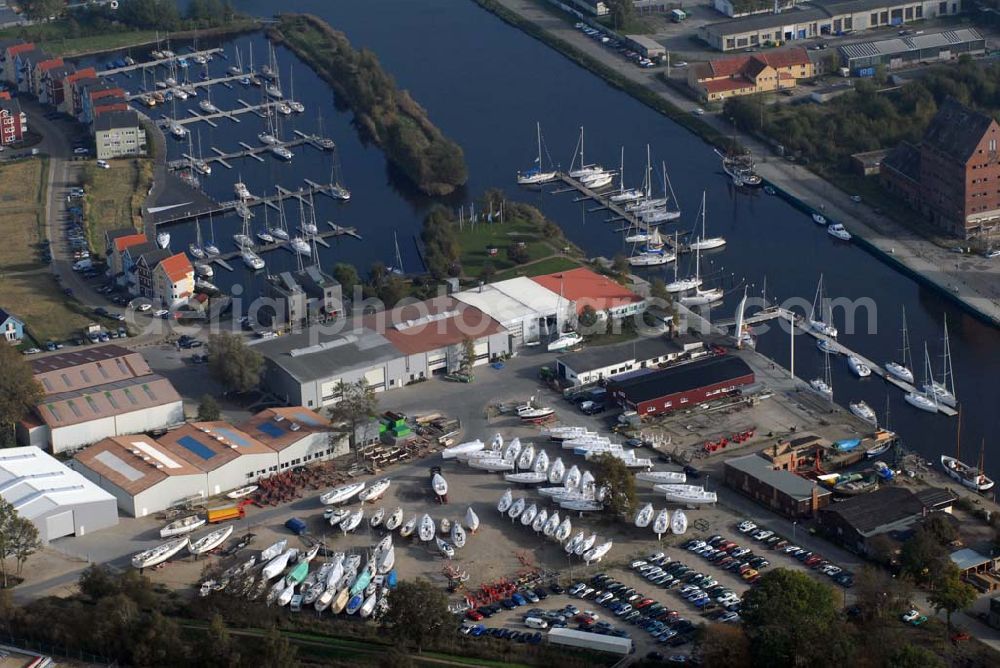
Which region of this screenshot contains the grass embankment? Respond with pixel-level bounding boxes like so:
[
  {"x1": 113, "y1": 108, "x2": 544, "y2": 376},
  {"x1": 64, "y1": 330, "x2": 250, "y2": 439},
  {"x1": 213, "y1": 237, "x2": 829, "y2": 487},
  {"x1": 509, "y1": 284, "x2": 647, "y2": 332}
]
[
  {"x1": 269, "y1": 13, "x2": 468, "y2": 196},
  {"x1": 0, "y1": 160, "x2": 94, "y2": 344},
  {"x1": 82, "y1": 158, "x2": 153, "y2": 257}
]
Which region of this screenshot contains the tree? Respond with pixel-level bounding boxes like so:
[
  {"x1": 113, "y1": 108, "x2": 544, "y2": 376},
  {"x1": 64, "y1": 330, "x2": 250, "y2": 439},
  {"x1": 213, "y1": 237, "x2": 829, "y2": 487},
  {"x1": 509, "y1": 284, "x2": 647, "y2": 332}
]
[
  {"x1": 697, "y1": 624, "x2": 752, "y2": 668},
  {"x1": 866, "y1": 533, "x2": 897, "y2": 567},
  {"x1": 259, "y1": 625, "x2": 297, "y2": 668},
  {"x1": 900, "y1": 528, "x2": 948, "y2": 584},
  {"x1": 741, "y1": 568, "x2": 845, "y2": 667},
  {"x1": 853, "y1": 566, "x2": 911, "y2": 624},
  {"x1": 0, "y1": 344, "x2": 43, "y2": 446},
  {"x1": 650, "y1": 278, "x2": 671, "y2": 305},
  {"x1": 18, "y1": 0, "x2": 64, "y2": 21},
  {"x1": 381, "y1": 579, "x2": 451, "y2": 651},
  {"x1": 592, "y1": 453, "x2": 635, "y2": 517},
  {"x1": 377, "y1": 274, "x2": 409, "y2": 307},
  {"x1": 460, "y1": 336, "x2": 476, "y2": 372},
  {"x1": 327, "y1": 380, "x2": 378, "y2": 455},
  {"x1": 607, "y1": 0, "x2": 634, "y2": 29},
  {"x1": 922, "y1": 513, "x2": 958, "y2": 545},
  {"x1": 333, "y1": 262, "x2": 360, "y2": 298},
  {"x1": 578, "y1": 304, "x2": 600, "y2": 330},
  {"x1": 206, "y1": 333, "x2": 263, "y2": 394},
  {"x1": 506, "y1": 242, "x2": 529, "y2": 265},
  {"x1": 611, "y1": 253, "x2": 629, "y2": 275},
  {"x1": 890, "y1": 645, "x2": 946, "y2": 668},
  {"x1": 196, "y1": 394, "x2": 221, "y2": 421},
  {"x1": 10, "y1": 515, "x2": 39, "y2": 579},
  {"x1": 79, "y1": 563, "x2": 121, "y2": 600},
  {"x1": 927, "y1": 563, "x2": 976, "y2": 629},
  {"x1": 194, "y1": 614, "x2": 240, "y2": 668}
]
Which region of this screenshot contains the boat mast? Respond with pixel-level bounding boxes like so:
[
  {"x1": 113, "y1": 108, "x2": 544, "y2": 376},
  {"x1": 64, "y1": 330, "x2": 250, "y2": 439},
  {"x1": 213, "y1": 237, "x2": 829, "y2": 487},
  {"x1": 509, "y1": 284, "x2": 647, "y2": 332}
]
[
  {"x1": 955, "y1": 407, "x2": 962, "y2": 462},
  {"x1": 536, "y1": 121, "x2": 543, "y2": 169},
  {"x1": 645, "y1": 144, "x2": 652, "y2": 198},
  {"x1": 923, "y1": 343, "x2": 938, "y2": 409},
  {"x1": 394, "y1": 231, "x2": 404, "y2": 273},
  {"x1": 900, "y1": 306, "x2": 911, "y2": 371},
  {"x1": 618, "y1": 146, "x2": 625, "y2": 193},
  {"x1": 824, "y1": 348, "x2": 832, "y2": 399},
  {"x1": 811, "y1": 275, "x2": 824, "y2": 323},
  {"x1": 941, "y1": 315, "x2": 956, "y2": 399}
]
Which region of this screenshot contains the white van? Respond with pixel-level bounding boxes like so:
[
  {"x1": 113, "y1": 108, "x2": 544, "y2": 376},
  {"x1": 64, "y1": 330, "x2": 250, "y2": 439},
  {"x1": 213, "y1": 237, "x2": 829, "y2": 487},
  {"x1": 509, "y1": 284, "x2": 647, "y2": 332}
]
[
  {"x1": 524, "y1": 617, "x2": 548, "y2": 629},
  {"x1": 290, "y1": 594, "x2": 302, "y2": 612}
]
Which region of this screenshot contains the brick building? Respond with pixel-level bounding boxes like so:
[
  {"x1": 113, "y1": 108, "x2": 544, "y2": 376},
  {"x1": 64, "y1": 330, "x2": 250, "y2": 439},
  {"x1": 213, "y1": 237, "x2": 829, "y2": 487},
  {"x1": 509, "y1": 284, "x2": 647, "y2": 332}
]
[
  {"x1": 0, "y1": 95, "x2": 25, "y2": 145},
  {"x1": 724, "y1": 451, "x2": 832, "y2": 518},
  {"x1": 687, "y1": 47, "x2": 813, "y2": 102},
  {"x1": 882, "y1": 97, "x2": 1000, "y2": 239},
  {"x1": 608, "y1": 355, "x2": 754, "y2": 416}
]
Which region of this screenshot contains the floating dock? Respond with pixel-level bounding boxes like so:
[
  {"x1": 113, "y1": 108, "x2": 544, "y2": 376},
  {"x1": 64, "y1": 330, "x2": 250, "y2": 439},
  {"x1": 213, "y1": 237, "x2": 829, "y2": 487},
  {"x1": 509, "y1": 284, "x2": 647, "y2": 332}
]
[
  {"x1": 167, "y1": 135, "x2": 332, "y2": 171},
  {"x1": 206, "y1": 226, "x2": 363, "y2": 268},
  {"x1": 97, "y1": 48, "x2": 224, "y2": 77},
  {"x1": 158, "y1": 99, "x2": 302, "y2": 127},
  {"x1": 152, "y1": 181, "x2": 350, "y2": 227}
]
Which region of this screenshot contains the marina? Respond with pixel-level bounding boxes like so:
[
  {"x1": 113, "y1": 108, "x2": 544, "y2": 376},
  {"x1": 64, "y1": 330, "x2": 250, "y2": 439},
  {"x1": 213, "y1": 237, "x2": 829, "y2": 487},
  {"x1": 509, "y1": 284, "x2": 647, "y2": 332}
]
[
  {"x1": 167, "y1": 133, "x2": 334, "y2": 171},
  {"x1": 96, "y1": 48, "x2": 225, "y2": 77},
  {"x1": 156, "y1": 98, "x2": 303, "y2": 127}
]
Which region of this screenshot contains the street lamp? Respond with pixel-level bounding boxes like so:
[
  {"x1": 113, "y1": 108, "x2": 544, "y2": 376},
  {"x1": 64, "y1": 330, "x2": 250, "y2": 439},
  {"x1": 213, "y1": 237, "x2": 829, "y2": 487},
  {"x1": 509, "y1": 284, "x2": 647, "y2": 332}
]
[{"x1": 792, "y1": 520, "x2": 798, "y2": 541}]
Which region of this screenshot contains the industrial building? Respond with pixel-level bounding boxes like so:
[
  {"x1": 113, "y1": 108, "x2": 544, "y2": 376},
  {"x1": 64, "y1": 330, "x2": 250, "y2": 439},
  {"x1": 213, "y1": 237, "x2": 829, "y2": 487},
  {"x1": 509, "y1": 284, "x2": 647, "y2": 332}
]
[
  {"x1": 816, "y1": 486, "x2": 927, "y2": 554},
  {"x1": 625, "y1": 35, "x2": 666, "y2": 60},
  {"x1": 700, "y1": 0, "x2": 964, "y2": 52},
  {"x1": 0, "y1": 447, "x2": 118, "y2": 542},
  {"x1": 72, "y1": 408, "x2": 343, "y2": 517},
  {"x1": 18, "y1": 345, "x2": 184, "y2": 453},
  {"x1": 724, "y1": 451, "x2": 832, "y2": 518},
  {"x1": 555, "y1": 335, "x2": 704, "y2": 386},
  {"x1": 839, "y1": 28, "x2": 985, "y2": 74},
  {"x1": 608, "y1": 355, "x2": 754, "y2": 416},
  {"x1": 531, "y1": 267, "x2": 647, "y2": 323},
  {"x1": 257, "y1": 296, "x2": 510, "y2": 408},
  {"x1": 452, "y1": 276, "x2": 570, "y2": 347}
]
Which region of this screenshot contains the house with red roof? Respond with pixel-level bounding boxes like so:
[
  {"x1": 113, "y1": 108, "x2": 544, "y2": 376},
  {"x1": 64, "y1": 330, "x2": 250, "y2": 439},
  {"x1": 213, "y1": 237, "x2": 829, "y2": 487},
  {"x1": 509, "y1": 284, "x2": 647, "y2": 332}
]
[
  {"x1": 105, "y1": 229, "x2": 148, "y2": 276},
  {"x1": 152, "y1": 253, "x2": 194, "y2": 307},
  {"x1": 59, "y1": 67, "x2": 96, "y2": 114},
  {"x1": 687, "y1": 47, "x2": 813, "y2": 102},
  {"x1": 1, "y1": 41, "x2": 34, "y2": 83},
  {"x1": 531, "y1": 267, "x2": 647, "y2": 322}
]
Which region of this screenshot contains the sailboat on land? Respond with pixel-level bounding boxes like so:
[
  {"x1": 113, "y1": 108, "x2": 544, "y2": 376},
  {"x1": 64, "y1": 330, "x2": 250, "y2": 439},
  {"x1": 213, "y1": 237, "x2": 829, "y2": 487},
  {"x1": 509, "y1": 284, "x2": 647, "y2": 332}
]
[
  {"x1": 517, "y1": 122, "x2": 557, "y2": 185},
  {"x1": 885, "y1": 306, "x2": 915, "y2": 384}
]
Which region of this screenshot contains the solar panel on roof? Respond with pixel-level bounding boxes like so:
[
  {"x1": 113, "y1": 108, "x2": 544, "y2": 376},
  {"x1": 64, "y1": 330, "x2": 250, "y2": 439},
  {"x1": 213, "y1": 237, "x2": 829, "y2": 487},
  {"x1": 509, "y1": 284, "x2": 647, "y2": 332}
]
[
  {"x1": 214, "y1": 427, "x2": 251, "y2": 447},
  {"x1": 256, "y1": 422, "x2": 285, "y2": 438},
  {"x1": 177, "y1": 435, "x2": 216, "y2": 460}
]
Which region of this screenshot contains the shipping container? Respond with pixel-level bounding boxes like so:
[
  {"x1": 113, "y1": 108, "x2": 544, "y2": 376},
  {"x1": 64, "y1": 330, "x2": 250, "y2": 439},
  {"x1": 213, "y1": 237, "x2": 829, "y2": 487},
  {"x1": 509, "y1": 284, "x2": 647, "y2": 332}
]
[{"x1": 207, "y1": 505, "x2": 245, "y2": 523}]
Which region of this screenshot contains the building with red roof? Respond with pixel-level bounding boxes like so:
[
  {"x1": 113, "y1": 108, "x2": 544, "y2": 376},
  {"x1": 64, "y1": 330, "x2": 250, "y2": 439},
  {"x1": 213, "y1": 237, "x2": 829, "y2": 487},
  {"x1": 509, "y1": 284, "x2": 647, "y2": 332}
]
[
  {"x1": 531, "y1": 267, "x2": 646, "y2": 322},
  {"x1": 2, "y1": 42, "x2": 34, "y2": 83},
  {"x1": 105, "y1": 229, "x2": 147, "y2": 275},
  {"x1": 687, "y1": 47, "x2": 813, "y2": 102},
  {"x1": 59, "y1": 67, "x2": 96, "y2": 114},
  {"x1": 152, "y1": 253, "x2": 194, "y2": 308}
]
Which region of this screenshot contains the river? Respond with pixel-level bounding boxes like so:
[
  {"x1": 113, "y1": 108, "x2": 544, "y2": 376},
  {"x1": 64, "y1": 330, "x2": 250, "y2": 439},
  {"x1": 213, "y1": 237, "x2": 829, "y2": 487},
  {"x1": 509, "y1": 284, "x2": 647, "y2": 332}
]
[{"x1": 80, "y1": 0, "x2": 999, "y2": 481}]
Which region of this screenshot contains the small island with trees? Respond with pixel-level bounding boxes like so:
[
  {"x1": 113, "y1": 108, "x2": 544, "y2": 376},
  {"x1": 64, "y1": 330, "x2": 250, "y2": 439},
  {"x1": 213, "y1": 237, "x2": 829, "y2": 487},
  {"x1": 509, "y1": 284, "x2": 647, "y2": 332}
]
[{"x1": 269, "y1": 13, "x2": 468, "y2": 196}]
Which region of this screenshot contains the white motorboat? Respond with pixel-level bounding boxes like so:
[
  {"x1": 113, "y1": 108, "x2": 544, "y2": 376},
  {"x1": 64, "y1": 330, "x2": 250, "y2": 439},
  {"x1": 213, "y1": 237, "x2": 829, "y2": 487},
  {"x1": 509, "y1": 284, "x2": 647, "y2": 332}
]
[
  {"x1": 256, "y1": 231, "x2": 275, "y2": 245},
  {"x1": 234, "y1": 181, "x2": 251, "y2": 199},
  {"x1": 327, "y1": 508, "x2": 351, "y2": 527},
  {"x1": 169, "y1": 122, "x2": 187, "y2": 139},
  {"x1": 905, "y1": 391, "x2": 938, "y2": 413},
  {"x1": 655, "y1": 484, "x2": 718, "y2": 504},
  {"x1": 629, "y1": 250, "x2": 675, "y2": 267},
  {"x1": 533, "y1": 450, "x2": 550, "y2": 474},
  {"x1": 469, "y1": 457, "x2": 514, "y2": 472},
  {"x1": 369, "y1": 507, "x2": 386, "y2": 528},
  {"x1": 635, "y1": 471, "x2": 686, "y2": 485},
  {"x1": 671, "y1": 509, "x2": 688, "y2": 535},
  {"x1": 384, "y1": 507, "x2": 404, "y2": 531},
  {"x1": 942, "y1": 454, "x2": 994, "y2": 492},
  {"x1": 584, "y1": 540, "x2": 612, "y2": 564},
  {"x1": 565, "y1": 465, "x2": 582, "y2": 490},
  {"x1": 340, "y1": 509, "x2": 364, "y2": 534},
  {"x1": 418, "y1": 514, "x2": 435, "y2": 541},
  {"x1": 227, "y1": 485, "x2": 257, "y2": 499},
  {"x1": 320, "y1": 481, "x2": 366, "y2": 505},
  {"x1": 531, "y1": 508, "x2": 548, "y2": 533},
  {"x1": 189, "y1": 525, "x2": 234, "y2": 555},
  {"x1": 634, "y1": 503, "x2": 654, "y2": 528},
  {"x1": 516, "y1": 443, "x2": 536, "y2": 470},
  {"x1": 520, "y1": 503, "x2": 538, "y2": 527},
  {"x1": 812, "y1": 213, "x2": 828, "y2": 225},
  {"x1": 432, "y1": 473, "x2": 448, "y2": 498},
  {"x1": 132, "y1": 537, "x2": 190, "y2": 569},
  {"x1": 517, "y1": 122, "x2": 558, "y2": 184},
  {"x1": 547, "y1": 331, "x2": 584, "y2": 352},
  {"x1": 270, "y1": 145, "x2": 294, "y2": 161},
  {"x1": 548, "y1": 458, "x2": 566, "y2": 484},
  {"x1": 451, "y1": 522, "x2": 467, "y2": 548},
  {"x1": 542, "y1": 511, "x2": 560, "y2": 537},
  {"x1": 260, "y1": 540, "x2": 287, "y2": 563},
  {"x1": 848, "y1": 356, "x2": 872, "y2": 378},
  {"x1": 266, "y1": 84, "x2": 283, "y2": 98},
  {"x1": 504, "y1": 472, "x2": 547, "y2": 484},
  {"x1": 849, "y1": 401, "x2": 877, "y2": 425},
  {"x1": 680, "y1": 287, "x2": 724, "y2": 307},
  {"x1": 442, "y1": 439, "x2": 484, "y2": 459},
  {"x1": 156, "y1": 231, "x2": 171, "y2": 249},
  {"x1": 507, "y1": 497, "x2": 526, "y2": 520},
  {"x1": 464, "y1": 507, "x2": 480, "y2": 532},
  {"x1": 827, "y1": 223, "x2": 851, "y2": 241},
  {"x1": 652, "y1": 508, "x2": 670, "y2": 535},
  {"x1": 555, "y1": 517, "x2": 572, "y2": 542},
  {"x1": 160, "y1": 514, "x2": 205, "y2": 538},
  {"x1": 269, "y1": 226, "x2": 289, "y2": 241},
  {"x1": 358, "y1": 478, "x2": 391, "y2": 503},
  {"x1": 436, "y1": 537, "x2": 454, "y2": 559},
  {"x1": 399, "y1": 515, "x2": 417, "y2": 538}
]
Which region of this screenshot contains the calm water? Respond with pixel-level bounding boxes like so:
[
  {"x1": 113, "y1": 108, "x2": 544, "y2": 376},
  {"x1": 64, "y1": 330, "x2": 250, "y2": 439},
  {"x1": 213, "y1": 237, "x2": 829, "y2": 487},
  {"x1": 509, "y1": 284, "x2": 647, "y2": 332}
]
[{"x1": 80, "y1": 0, "x2": 999, "y2": 479}]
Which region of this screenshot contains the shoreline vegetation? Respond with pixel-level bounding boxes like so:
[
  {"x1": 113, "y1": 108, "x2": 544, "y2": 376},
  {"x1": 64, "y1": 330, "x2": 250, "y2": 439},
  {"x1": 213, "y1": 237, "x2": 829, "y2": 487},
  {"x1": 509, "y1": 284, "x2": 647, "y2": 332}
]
[{"x1": 268, "y1": 13, "x2": 468, "y2": 197}]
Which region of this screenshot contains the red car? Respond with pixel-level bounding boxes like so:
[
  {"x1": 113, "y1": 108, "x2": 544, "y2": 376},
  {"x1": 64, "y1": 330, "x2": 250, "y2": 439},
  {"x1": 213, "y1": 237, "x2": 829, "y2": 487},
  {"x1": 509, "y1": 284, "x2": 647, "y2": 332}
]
[
  {"x1": 804, "y1": 555, "x2": 823, "y2": 567},
  {"x1": 466, "y1": 610, "x2": 483, "y2": 621},
  {"x1": 635, "y1": 598, "x2": 656, "y2": 609}
]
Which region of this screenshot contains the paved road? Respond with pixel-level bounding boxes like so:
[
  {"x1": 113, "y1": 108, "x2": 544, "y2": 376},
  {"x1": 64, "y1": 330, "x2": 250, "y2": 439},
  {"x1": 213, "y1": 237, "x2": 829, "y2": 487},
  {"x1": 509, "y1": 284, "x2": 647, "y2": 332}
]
[{"x1": 493, "y1": 0, "x2": 1000, "y2": 326}]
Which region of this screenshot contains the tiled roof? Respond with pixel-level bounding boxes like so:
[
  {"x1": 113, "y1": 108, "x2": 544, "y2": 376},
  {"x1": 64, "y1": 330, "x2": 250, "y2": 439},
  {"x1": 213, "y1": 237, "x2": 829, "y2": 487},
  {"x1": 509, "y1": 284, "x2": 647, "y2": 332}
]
[
  {"x1": 156, "y1": 253, "x2": 193, "y2": 282},
  {"x1": 366, "y1": 295, "x2": 506, "y2": 356},
  {"x1": 702, "y1": 78, "x2": 753, "y2": 95},
  {"x1": 113, "y1": 233, "x2": 147, "y2": 252},
  {"x1": 531, "y1": 267, "x2": 643, "y2": 315},
  {"x1": 882, "y1": 141, "x2": 921, "y2": 182},
  {"x1": 702, "y1": 48, "x2": 809, "y2": 80}
]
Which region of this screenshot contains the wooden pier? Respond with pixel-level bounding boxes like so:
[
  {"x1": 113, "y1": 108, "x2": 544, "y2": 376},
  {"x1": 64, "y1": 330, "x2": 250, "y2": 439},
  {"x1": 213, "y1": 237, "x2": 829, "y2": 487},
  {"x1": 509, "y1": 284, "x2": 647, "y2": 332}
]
[
  {"x1": 204, "y1": 226, "x2": 363, "y2": 268},
  {"x1": 126, "y1": 72, "x2": 253, "y2": 101},
  {"x1": 153, "y1": 181, "x2": 349, "y2": 227},
  {"x1": 157, "y1": 99, "x2": 300, "y2": 127},
  {"x1": 718, "y1": 306, "x2": 958, "y2": 417},
  {"x1": 167, "y1": 135, "x2": 331, "y2": 171},
  {"x1": 97, "y1": 48, "x2": 224, "y2": 77}
]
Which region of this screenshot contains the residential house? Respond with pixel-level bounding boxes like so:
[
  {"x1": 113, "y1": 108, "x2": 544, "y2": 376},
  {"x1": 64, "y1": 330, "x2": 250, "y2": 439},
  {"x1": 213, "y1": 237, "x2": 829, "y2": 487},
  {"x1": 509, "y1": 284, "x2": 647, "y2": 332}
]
[
  {"x1": 78, "y1": 82, "x2": 124, "y2": 124},
  {"x1": 882, "y1": 97, "x2": 1000, "y2": 239},
  {"x1": 263, "y1": 265, "x2": 343, "y2": 326},
  {"x1": 40, "y1": 63, "x2": 73, "y2": 106},
  {"x1": 133, "y1": 247, "x2": 171, "y2": 298},
  {"x1": 94, "y1": 109, "x2": 147, "y2": 160},
  {"x1": 59, "y1": 68, "x2": 96, "y2": 115},
  {"x1": 0, "y1": 95, "x2": 26, "y2": 145},
  {"x1": 119, "y1": 240, "x2": 156, "y2": 290},
  {"x1": 152, "y1": 253, "x2": 194, "y2": 308},
  {"x1": 30, "y1": 55, "x2": 62, "y2": 98},
  {"x1": 105, "y1": 229, "x2": 147, "y2": 276},
  {"x1": 2, "y1": 41, "x2": 33, "y2": 84},
  {"x1": 0, "y1": 307, "x2": 25, "y2": 343},
  {"x1": 687, "y1": 47, "x2": 813, "y2": 102},
  {"x1": 15, "y1": 48, "x2": 50, "y2": 94}
]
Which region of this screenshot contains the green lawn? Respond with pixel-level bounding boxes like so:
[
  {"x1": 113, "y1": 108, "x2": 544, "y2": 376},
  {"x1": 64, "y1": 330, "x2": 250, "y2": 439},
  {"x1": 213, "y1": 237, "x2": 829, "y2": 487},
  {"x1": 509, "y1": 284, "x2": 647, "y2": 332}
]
[
  {"x1": 39, "y1": 31, "x2": 162, "y2": 57},
  {"x1": 83, "y1": 158, "x2": 152, "y2": 257},
  {"x1": 456, "y1": 217, "x2": 575, "y2": 277},
  {"x1": 493, "y1": 256, "x2": 582, "y2": 281}
]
